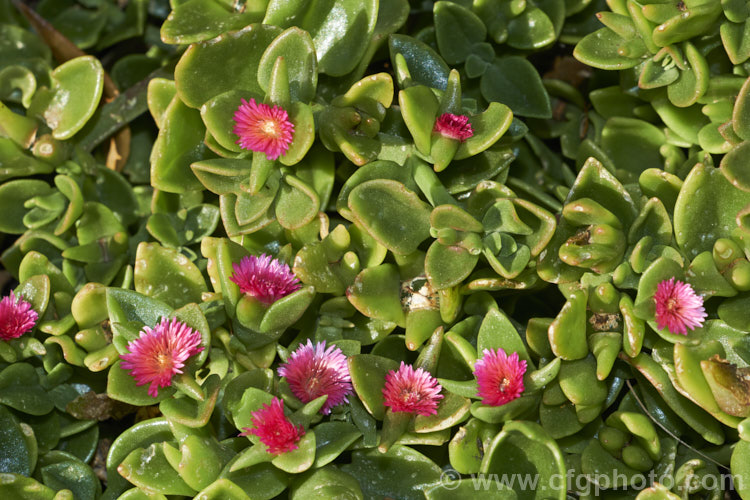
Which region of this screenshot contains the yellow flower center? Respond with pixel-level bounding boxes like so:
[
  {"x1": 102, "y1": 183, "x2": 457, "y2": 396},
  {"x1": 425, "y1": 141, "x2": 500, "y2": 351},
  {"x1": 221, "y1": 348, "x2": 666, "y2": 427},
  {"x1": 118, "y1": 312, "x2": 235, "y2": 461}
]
[
  {"x1": 155, "y1": 353, "x2": 171, "y2": 371},
  {"x1": 261, "y1": 120, "x2": 279, "y2": 138},
  {"x1": 400, "y1": 388, "x2": 418, "y2": 403},
  {"x1": 498, "y1": 377, "x2": 510, "y2": 393}
]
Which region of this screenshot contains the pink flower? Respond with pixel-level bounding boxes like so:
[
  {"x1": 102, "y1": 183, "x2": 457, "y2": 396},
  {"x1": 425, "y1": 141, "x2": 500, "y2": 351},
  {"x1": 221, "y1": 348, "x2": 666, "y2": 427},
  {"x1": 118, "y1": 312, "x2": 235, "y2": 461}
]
[
  {"x1": 0, "y1": 291, "x2": 38, "y2": 341},
  {"x1": 120, "y1": 317, "x2": 204, "y2": 397},
  {"x1": 240, "y1": 397, "x2": 305, "y2": 455},
  {"x1": 382, "y1": 362, "x2": 443, "y2": 416},
  {"x1": 230, "y1": 254, "x2": 301, "y2": 305},
  {"x1": 278, "y1": 340, "x2": 352, "y2": 414},
  {"x1": 233, "y1": 98, "x2": 294, "y2": 160},
  {"x1": 433, "y1": 113, "x2": 473, "y2": 141},
  {"x1": 654, "y1": 277, "x2": 707, "y2": 335},
  {"x1": 473, "y1": 348, "x2": 527, "y2": 406}
]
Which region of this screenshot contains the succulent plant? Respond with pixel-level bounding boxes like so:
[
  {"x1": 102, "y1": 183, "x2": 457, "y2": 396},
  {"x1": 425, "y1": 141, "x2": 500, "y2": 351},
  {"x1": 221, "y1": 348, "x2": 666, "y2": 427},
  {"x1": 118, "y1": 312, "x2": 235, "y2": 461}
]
[{"x1": 5, "y1": 0, "x2": 750, "y2": 498}]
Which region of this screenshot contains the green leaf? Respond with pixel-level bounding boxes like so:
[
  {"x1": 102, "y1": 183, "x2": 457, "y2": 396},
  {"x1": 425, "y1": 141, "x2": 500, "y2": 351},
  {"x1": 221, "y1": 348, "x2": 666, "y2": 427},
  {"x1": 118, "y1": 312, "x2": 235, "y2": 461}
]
[
  {"x1": 200, "y1": 90, "x2": 259, "y2": 154},
  {"x1": 675, "y1": 164, "x2": 750, "y2": 259},
  {"x1": 76, "y1": 69, "x2": 167, "y2": 154},
  {"x1": 639, "y1": 58, "x2": 679, "y2": 89},
  {"x1": 398, "y1": 85, "x2": 440, "y2": 156},
  {"x1": 222, "y1": 463, "x2": 290, "y2": 499},
  {"x1": 290, "y1": 466, "x2": 363, "y2": 500},
  {"x1": 580, "y1": 439, "x2": 641, "y2": 489},
  {"x1": 118, "y1": 443, "x2": 197, "y2": 496},
  {"x1": 721, "y1": 19, "x2": 750, "y2": 65},
  {"x1": 433, "y1": 1, "x2": 486, "y2": 65},
  {"x1": 105, "y1": 418, "x2": 173, "y2": 497},
  {"x1": 732, "y1": 440, "x2": 750, "y2": 499},
  {"x1": 15, "y1": 274, "x2": 50, "y2": 320},
  {"x1": 260, "y1": 286, "x2": 316, "y2": 334},
  {"x1": 480, "y1": 57, "x2": 551, "y2": 119},
  {"x1": 56, "y1": 425, "x2": 98, "y2": 463},
  {"x1": 134, "y1": 242, "x2": 208, "y2": 309},
  {"x1": 43, "y1": 56, "x2": 104, "y2": 140},
  {"x1": 734, "y1": 77, "x2": 750, "y2": 141},
  {"x1": 347, "y1": 264, "x2": 406, "y2": 326},
  {"x1": 651, "y1": 3, "x2": 722, "y2": 47},
  {"x1": 151, "y1": 95, "x2": 207, "y2": 193},
  {"x1": 18, "y1": 251, "x2": 74, "y2": 296},
  {"x1": 106, "y1": 288, "x2": 174, "y2": 326},
  {"x1": 537, "y1": 157, "x2": 638, "y2": 283},
  {"x1": 340, "y1": 445, "x2": 441, "y2": 500},
  {"x1": 424, "y1": 479, "x2": 515, "y2": 499},
  {"x1": 191, "y1": 158, "x2": 252, "y2": 196},
  {"x1": 0, "y1": 363, "x2": 53, "y2": 415},
  {"x1": 0, "y1": 138, "x2": 55, "y2": 182},
  {"x1": 558, "y1": 357, "x2": 607, "y2": 406},
  {"x1": 481, "y1": 421, "x2": 566, "y2": 500},
  {"x1": 667, "y1": 42, "x2": 709, "y2": 108},
  {"x1": 258, "y1": 28, "x2": 317, "y2": 103},
  {"x1": 161, "y1": 0, "x2": 263, "y2": 45},
  {"x1": 0, "y1": 180, "x2": 52, "y2": 234},
  {"x1": 312, "y1": 422, "x2": 362, "y2": 468},
  {"x1": 41, "y1": 457, "x2": 101, "y2": 499},
  {"x1": 348, "y1": 354, "x2": 399, "y2": 420},
  {"x1": 389, "y1": 34, "x2": 450, "y2": 90},
  {"x1": 174, "y1": 24, "x2": 282, "y2": 108},
  {"x1": 263, "y1": 0, "x2": 377, "y2": 77},
  {"x1": 0, "y1": 474, "x2": 56, "y2": 499},
  {"x1": 455, "y1": 102, "x2": 514, "y2": 159},
  {"x1": 107, "y1": 360, "x2": 174, "y2": 406},
  {"x1": 348, "y1": 179, "x2": 431, "y2": 255},
  {"x1": 413, "y1": 391, "x2": 471, "y2": 433},
  {"x1": 0, "y1": 406, "x2": 36, "y2": 475},
  {"x1": 477, "y1": 309, "x2": 534, "y2": 368},
  {"x1": 272, "y1": 432, "x2": 316, "y2": 473},
  {"x1": 439, "y1": 148, "x2": 515, "y2": 195},
  {"x1": 0, "y1": 64, "x2": 36, "y2": 108},
  {"x1": 425, "y1": 242, "x2": 479, "y2": 290},
  {"x1": 148, "y1": 77, "x2": 176, "y2": 129},
  {"x1": 275, "y1": 175, "x2": 319, "y2": 229},
  {"x1": 230, "y1": 386, "x2": 275, "y2": 431},
  {"x1": 193, "y1": 478, "x2": 253, "y2": 500},
  {"x1": 574, "y1": 28, "x2": 640, "y2": 70},
  {"x1": 507, "y1": 6, "x2": 557, "y2": 50},
  {"x1": 600, "y1": 117, "x2": 665, "y2": 182},
  {"x1": 548, "y1": 290, "x2": 588, "y2": 360},
  {"x1": 280, "y1": 102, "x2": 315, "y2": 166}
]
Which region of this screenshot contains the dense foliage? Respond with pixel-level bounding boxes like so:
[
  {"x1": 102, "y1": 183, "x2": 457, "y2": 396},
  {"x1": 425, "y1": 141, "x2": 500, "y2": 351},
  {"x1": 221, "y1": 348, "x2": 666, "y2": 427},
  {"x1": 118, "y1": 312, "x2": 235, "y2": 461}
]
[{"x1": 3, "y1": 0, "x2": 750, "y2": 499}]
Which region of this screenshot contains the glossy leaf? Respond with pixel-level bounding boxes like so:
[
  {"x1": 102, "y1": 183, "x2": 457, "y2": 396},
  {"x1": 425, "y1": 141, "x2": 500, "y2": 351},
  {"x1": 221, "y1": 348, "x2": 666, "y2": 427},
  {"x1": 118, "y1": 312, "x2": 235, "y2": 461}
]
[{"x1": 43, "y1": 56, "x2": 104, "y2": 140}]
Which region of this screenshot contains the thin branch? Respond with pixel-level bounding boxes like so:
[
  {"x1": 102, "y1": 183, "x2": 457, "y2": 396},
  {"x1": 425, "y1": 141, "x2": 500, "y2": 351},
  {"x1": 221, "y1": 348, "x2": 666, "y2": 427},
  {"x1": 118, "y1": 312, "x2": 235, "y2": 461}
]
[{"x1": 626, "y1": 379, "x2": 730, "y2": 472}]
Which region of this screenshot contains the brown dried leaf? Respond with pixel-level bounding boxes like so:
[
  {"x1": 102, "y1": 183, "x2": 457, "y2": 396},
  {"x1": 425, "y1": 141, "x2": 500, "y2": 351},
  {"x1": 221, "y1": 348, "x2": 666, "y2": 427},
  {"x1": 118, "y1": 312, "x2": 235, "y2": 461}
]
[
  {"x1": 543, "y1": 55, "x2": 592, "y2": 90},
  {"x1": 700, "y1": 355, "x2": 750, "y2": 417},
  {"x1": 66, "y1": 391, "x2": 137, "y2": 421},
  {"x1": 106, "y1": 126, "x2": 131, "y2": 171},
  {"x1": 92, "y1": 438, "x2": 112, "y2": 484}
]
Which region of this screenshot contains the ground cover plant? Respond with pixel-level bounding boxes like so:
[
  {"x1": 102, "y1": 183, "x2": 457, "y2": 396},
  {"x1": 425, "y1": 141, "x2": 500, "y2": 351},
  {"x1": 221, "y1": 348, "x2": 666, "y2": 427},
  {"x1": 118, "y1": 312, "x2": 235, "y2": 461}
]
[{"x1": 3, "y1": 0, "x2": 750, "y2": 498}]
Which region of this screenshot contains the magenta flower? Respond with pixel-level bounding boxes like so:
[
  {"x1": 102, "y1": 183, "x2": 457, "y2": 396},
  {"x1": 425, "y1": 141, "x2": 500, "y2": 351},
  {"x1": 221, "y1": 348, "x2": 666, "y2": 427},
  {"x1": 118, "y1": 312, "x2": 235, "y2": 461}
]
[
  {"x1": 230, "y1": 254, "x2": 301, "y2": 305},
  {"x1": 120, "y1": 317, "x2": 204, "y2": 397},
  {"x1": 433, "y1": 113, "x2": 473, "y2": 142},
  {"x1": 278, "y1": 340, "x2": 352, "y2": 414},
  {"x1": 0, "y1": 291, "x2": 38, "y2": 341},
  {"x1": 382, "y1": 362, "x2": 444, "y2": 416},
  {"x1": 233, "y1": 98, "x2": 294, "y2": 160},
  {"x1": 240, "y1": 397, "x2": 305, "y2": 455},
  {"x1": 654, "y1": 277, "x2": 707, "y2": 335},
  {"x1": 473, "y1": 348, "x2": 527, "y2": 406}
]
